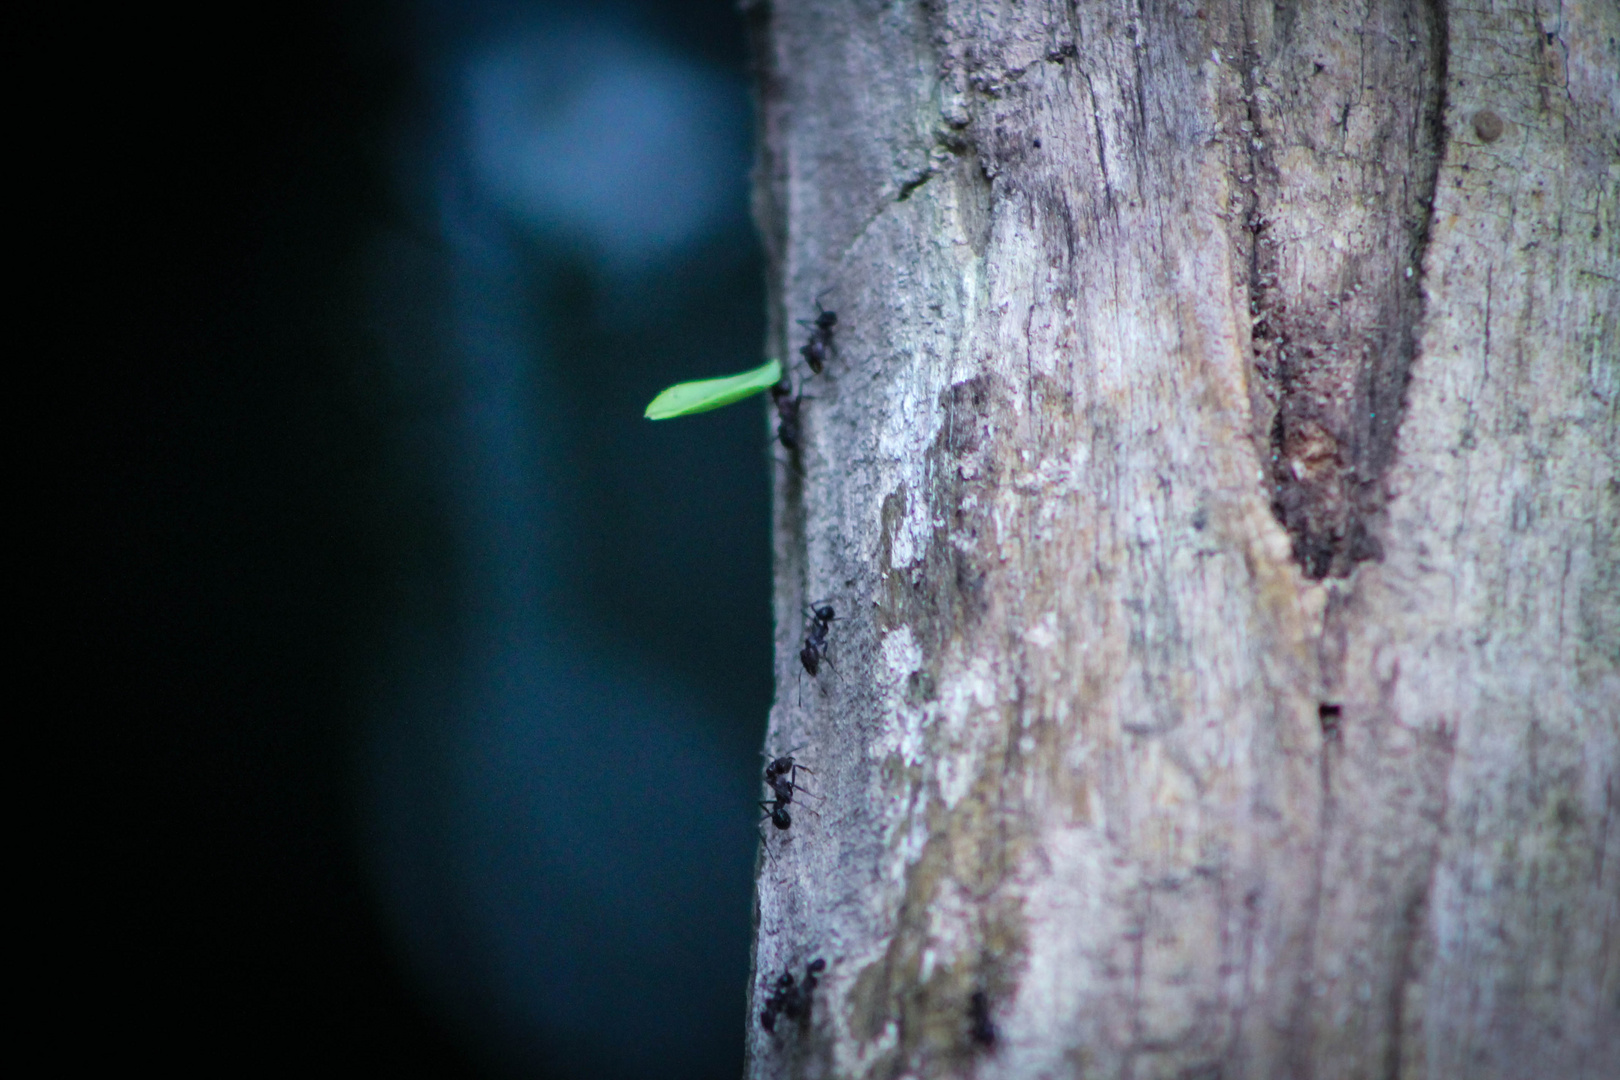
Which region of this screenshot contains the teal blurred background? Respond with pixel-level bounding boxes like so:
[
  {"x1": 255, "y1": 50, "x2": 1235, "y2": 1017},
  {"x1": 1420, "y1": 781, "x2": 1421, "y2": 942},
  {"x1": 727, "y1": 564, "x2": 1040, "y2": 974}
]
[{"x1": 62, "y1": 1, "x2": 772, "y2": 1074}]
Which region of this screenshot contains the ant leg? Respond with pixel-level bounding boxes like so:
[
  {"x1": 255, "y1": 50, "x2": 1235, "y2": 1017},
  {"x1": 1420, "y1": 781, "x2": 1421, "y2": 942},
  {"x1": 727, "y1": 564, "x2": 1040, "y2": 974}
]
[
  {"x1": 816, "y1": 655, "x2": 845, "y2": 688},
  {"x1": 769, "y1": 778, "x2": 820, "y2": 803},
  {"x1": 782, "y1": 766, "x2": 820, "y2": 801}
]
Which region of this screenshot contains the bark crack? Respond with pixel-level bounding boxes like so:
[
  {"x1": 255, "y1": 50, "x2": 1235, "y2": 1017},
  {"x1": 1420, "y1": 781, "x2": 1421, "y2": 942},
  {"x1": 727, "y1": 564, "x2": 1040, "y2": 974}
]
[
  {"x1": 1078, "y1": 68, "x2": 1115, "y2": 213},
  {"x1": 1283, "y1": 707, "x2": 1337, "y2": 1080},
  {"x1": 1384, "y1": 721, "x2": 1457, "y2": 1080}
]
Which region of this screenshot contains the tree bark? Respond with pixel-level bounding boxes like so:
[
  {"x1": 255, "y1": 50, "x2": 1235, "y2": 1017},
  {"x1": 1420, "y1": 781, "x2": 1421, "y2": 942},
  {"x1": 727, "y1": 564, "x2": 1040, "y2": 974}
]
[{"x1": 746, "y1": 2, "x2": 1618, "y2": 1078}]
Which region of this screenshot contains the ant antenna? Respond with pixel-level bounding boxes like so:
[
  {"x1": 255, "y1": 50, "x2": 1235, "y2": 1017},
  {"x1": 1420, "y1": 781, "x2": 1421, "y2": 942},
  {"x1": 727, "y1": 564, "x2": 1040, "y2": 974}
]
[{"x1": 763, "y1": 742, "x2": 808, "y2": 762}]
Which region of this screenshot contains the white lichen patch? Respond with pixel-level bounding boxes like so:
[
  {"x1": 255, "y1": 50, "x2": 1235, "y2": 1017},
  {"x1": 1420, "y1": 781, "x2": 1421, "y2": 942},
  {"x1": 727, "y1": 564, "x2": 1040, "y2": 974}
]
[
  {"x1": 1022, "y1": 611, "x2": 1059, "y2": 651},
  {"x1": 876, "y1": 625, "x2": 927, "y2": 764}
]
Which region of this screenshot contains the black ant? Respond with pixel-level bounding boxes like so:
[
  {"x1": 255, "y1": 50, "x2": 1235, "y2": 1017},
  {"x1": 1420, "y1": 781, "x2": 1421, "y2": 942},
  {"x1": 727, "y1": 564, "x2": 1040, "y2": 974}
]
[
  {"x1": 968, "y1": 989, "x2": 998, "y2": 1049},
  {"x1": 800, "y1": 602, "x2": 839, "y2": 678},
  {"x1": 759, "y1": 958, "x2": 826, "y2": 1033},
  {"x1": 770, "y1": 379, "x2": 802, "y2": 452},
  {"x1": 797, "y1": 303, "x2": 837, "y2": 375},
  {"x1": 765, "y1": 747, "x2": 814, "y2": 804},
  {"x1": 760, "y1": 747, "x2": 817, "y2": 832}
]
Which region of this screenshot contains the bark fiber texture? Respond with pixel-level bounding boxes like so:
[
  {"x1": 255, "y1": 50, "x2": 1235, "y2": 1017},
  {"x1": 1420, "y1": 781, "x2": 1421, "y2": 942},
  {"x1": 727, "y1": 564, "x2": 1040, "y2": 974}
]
[{"x1": 747, "y1": 2, "x2": 1618, "y2": 1078}]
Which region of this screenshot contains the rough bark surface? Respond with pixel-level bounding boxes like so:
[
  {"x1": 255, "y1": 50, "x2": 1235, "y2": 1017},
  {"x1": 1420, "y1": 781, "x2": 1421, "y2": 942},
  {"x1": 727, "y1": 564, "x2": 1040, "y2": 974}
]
[{"x1": 746, "y1": 2, "x2": 1618, "y2": 1078}]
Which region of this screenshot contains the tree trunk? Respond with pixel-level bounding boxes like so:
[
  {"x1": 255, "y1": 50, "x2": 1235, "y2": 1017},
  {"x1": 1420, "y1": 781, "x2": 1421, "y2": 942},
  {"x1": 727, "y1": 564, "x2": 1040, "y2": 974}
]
[{"x1": 745, "y1": 2, "x2": 1618, "y2": 1078}]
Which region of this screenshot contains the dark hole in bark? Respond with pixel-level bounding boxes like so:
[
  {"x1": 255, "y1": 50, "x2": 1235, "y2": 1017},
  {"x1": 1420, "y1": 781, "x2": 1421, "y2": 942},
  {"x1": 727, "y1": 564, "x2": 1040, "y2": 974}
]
[
  {"x1": 1555, "y1": 799, "x2": 1578, "y2": 828},
  {"x1": 1318, "y1": 703, "x2": 1343, "y2": 740},
  {"x1": 1472, "y1": 109, "x2": 1504, "y2": 142}
]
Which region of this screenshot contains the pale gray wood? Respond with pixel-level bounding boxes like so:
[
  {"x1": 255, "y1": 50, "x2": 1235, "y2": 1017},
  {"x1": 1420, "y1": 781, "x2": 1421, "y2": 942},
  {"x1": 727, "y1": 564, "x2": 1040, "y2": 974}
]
[{"x1": 746, "y1": 2, "x2": 1618, "y2": 1077}]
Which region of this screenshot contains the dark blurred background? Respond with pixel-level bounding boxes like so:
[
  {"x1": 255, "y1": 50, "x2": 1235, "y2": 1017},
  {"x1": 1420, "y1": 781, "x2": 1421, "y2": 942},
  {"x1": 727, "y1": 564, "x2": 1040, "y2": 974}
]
[{"x1": 63, "y1": 1, "x2": 770, "y2": 1074}]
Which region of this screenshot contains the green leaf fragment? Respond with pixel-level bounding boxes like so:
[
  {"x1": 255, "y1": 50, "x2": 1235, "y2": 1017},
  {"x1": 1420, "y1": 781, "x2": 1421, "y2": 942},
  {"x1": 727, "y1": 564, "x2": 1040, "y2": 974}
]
[{"x1": 643, "y1": 358, "x2": 783, "y2": 420}]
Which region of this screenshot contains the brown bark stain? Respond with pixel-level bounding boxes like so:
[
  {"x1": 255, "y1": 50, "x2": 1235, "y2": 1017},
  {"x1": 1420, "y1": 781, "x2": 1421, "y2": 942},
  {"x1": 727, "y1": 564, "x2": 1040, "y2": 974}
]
[
  {"x1": 841, "y1": 817, "x2": 1031, "y2": 1078},
  {"x1": 1226, "y1": 0, "x2": 1450, "y2": 581}
]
